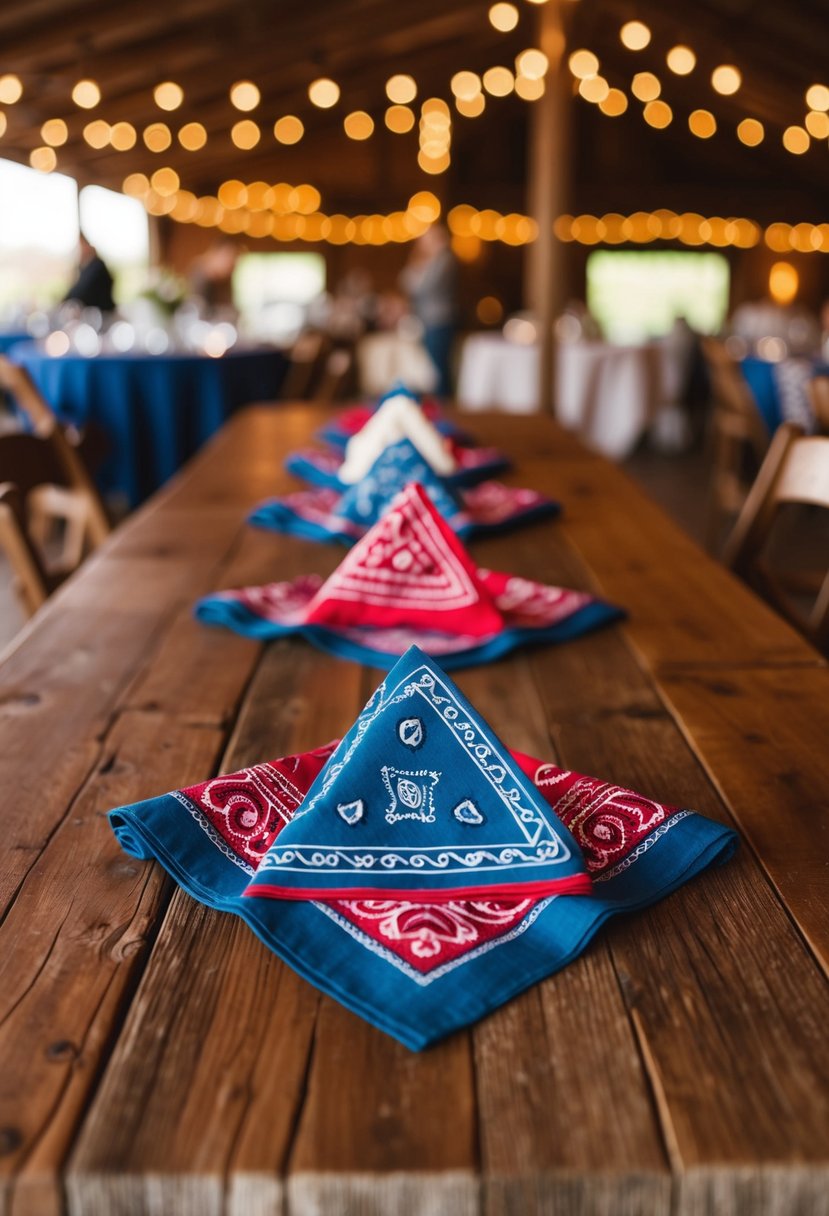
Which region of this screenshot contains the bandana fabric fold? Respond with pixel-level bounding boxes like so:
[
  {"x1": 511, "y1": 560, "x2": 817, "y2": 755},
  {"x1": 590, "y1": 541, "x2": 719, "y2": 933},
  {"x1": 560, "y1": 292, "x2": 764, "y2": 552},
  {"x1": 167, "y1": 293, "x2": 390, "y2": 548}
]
[
  {"x1": 249, "y1": 438, "x2": 558, "y2": 545},
  {"x1": 285, "y1": 443, "x2": 510, "y2": 490},
  {"x1": 317, "y1": 396, "x2": 471, "y2": 450},
  {"x1": 247, "y1": 648, "x2": 591, "y2": 901},
  {"x1": 337, "y1": 394, "x2": 459, "y2": 483},
  {"x1": 197, "y1": 483, "x2": 623, "y2": 668},
  {"x1": 108, "y1": 647, "x2": 738, "y2": 1051}
]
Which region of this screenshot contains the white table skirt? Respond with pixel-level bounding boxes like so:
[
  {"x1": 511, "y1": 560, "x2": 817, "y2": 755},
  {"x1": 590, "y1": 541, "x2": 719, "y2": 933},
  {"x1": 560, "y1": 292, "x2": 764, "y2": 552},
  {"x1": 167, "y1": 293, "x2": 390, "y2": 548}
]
[{"x1": 456, "y1": 333, "x2": 688, "y2": 459}]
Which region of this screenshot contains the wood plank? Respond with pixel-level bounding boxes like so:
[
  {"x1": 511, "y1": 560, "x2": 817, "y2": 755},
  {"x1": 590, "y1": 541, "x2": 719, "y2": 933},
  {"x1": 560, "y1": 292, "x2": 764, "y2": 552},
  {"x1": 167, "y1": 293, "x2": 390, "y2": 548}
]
[
  {"x1": 656, "y1": 664, "x2": 829, "y2": 977},
  {"x1": 0, "y1": 712, "x2": 224, "y2": 1216},
  {"x1": 453, "y1": 657, "x2": 671, "y2": 1216},
  {"x1": 66, "y1": 645, "x2": 366, "y2": 1214},
  {"x1": 486, "y1": 445, "x2": 824, "y2": 670},
  {"x1": 526, "y1": 631, "x2": 829, "y2": 1211}
]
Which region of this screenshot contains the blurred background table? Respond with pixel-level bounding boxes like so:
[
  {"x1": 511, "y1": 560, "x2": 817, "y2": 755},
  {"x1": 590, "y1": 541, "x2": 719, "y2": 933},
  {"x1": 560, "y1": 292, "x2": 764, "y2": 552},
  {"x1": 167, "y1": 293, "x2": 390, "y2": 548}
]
[
  {"x1": 457, "y1": 333, "x2": 690, "y2": 458},
  {"x1": 8, "y1": 341, "x2": 287, "y2": 506}
]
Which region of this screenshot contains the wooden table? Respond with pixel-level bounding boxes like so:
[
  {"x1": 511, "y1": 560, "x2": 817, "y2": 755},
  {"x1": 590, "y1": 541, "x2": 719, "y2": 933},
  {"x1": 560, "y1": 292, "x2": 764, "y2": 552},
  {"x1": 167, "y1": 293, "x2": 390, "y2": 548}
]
[{"x1": 1, "y1": 406, "x2": 828, "y2": 1216}]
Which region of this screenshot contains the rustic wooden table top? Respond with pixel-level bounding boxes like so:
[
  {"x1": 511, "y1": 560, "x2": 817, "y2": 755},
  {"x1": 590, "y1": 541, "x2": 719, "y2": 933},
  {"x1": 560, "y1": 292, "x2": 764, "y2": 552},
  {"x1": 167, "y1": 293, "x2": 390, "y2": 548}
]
[{"x1": 1, "y1": 405, "x2": 828, "y2": 1216}]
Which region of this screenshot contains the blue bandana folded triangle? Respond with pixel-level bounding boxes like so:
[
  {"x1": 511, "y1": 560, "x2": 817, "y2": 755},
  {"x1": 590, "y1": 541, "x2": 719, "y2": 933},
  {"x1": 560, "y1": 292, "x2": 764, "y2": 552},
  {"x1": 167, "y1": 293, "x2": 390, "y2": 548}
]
[
  {"x1": 334, "y1": 439, "x2": 465, "y2": 531},
  {"x1": 108, "y1": 643, "x2": 738, "y2": 1050},
  {"x1": 245, "y1": 647, "x2": 591, "y2": 903}
]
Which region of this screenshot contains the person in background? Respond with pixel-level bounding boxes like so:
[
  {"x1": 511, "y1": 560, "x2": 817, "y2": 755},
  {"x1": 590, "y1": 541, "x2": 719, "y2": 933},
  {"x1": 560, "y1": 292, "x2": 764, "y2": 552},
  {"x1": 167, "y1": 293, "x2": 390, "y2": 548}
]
[
  {"x1": 188, "y1": 238, "x2": 239, "y2": 312},
  {"x1": 399, "y1": 223, "x2": 458, "y2": 396},
  {"x1": 63, "y1": 234, "x2": 115, "y2": 312}
]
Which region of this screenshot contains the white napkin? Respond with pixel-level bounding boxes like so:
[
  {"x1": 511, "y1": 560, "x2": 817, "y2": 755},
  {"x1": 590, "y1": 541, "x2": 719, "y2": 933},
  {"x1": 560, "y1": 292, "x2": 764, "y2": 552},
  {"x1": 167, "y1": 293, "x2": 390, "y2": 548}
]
[{"x1": 338, "y1": 395, "x2": 458, "y2": 484}]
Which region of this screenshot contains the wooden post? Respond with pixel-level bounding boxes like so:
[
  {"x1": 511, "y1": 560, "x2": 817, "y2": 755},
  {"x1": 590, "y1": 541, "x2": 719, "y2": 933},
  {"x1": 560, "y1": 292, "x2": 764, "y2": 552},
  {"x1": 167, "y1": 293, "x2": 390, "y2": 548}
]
[{"x1": 526, "y1": 1, "x2": 573, "y2": 414}]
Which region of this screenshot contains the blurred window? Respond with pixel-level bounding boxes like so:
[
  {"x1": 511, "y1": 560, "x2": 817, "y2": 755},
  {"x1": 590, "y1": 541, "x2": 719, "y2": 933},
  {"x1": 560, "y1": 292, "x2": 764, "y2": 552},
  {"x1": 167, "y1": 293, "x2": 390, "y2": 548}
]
[
  {"x1": 587, "y1": 250, "x2": 729, "y2": 343},
  {"x1": 79, "y1": 184, "x2": 150, "y2": 303},
  {"x1": 233, "y1": 252, "x2": 326, "y2": 342},
  {"x1": 0, "y1": 158, "x2": 78, "y2": 313}
]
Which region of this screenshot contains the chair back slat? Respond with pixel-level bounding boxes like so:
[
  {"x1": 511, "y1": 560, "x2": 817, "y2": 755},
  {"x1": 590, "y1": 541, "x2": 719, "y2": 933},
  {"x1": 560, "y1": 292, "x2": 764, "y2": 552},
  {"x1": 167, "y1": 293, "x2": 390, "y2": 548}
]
[
  {"x1": 723, "y1": 422, "x2": 829, "y2": 652},
  {"x1": 0, "y1": 483, "x2": 52, "y2": 616}
]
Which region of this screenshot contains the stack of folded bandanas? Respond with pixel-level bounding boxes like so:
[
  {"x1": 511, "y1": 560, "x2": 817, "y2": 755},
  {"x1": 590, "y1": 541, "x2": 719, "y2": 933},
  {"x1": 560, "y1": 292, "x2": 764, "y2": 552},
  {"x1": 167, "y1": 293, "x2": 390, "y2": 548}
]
[{"x1": 198, "y1": 481, "x2": 623, "y2": 668}]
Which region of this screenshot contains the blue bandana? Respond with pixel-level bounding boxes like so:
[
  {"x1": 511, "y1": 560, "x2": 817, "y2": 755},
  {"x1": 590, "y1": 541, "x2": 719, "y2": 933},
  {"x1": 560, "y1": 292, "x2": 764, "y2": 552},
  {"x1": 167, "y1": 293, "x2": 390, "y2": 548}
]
[
  {"x1": 250, "y1": 439, "x2": 559, "y2": 545},
  {"x1": 108, "y1": 646, "x2": 738, "y2": 1050},
  {"x1": 247, "y1": 647, "x2": 591, "y2": 902}
]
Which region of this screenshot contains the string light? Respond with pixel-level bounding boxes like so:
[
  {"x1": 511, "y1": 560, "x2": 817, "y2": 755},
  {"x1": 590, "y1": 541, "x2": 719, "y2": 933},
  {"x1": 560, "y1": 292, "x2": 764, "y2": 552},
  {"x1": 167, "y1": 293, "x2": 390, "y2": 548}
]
[
  {"x1": 308, "y1": 78, "x2": 340, "y2": 108},
  {"x1": 689, "y1": 109, "x2": 717, "y2": 138},
  {"x1": 41, "y1": 119, "x2": 68, "y2": 147},
  {"x1": 769, "y1": 261, "x2": 798, "y2": 305},
  {"x1": 451, "y1": 71, "x2": 481, "y2": 101},
  {"x1": 631, "y1": 72, "x2": 661, "y2": 101},
  {"x1": 72, "y1": 79, "x2": 100, "y2": 109},
  {"x1": 343, "y1": 110, "x2": 374, "y2": 140},
  {"x1": 782, "y1": 125, "x2": 809, "y2": 153},
  {"x1": 29, "y1": 146, "x2": 56, "y2": 172},
  {"x1": 0, "y1": 75, "x2": 23, "y2": 104},
  {"x1": 620, "y1": 21, "x2": 651, "y2": 50},
  {"x1": 489, "y1": 3, "x2": 518, "y2": 32},
  {"x1": 599, "y1": 88, "x2": 628, "y2": 116},
  {"x1": 515, "y1": 76, "x2": 545, "y2": 101},
  {"x1": 385, "y1": 105, "x2": 415, "y2": 133},
  {"x1": 483, "y1": 67, "x2": 515, "y2": 96},
  {"x1": 143, "y1": 122, "x2": 172, "y2": 152},
  {"x1": 179, "y1": 122, "x2": 207, "y2": 150},
  {"x1": 644, "y1": 100, "x2": 672, "y2": 128},
  {"x1": 83, "y1": 120, "x2": 111, "y2": 149},
  {"x1": 711, "y1": 65, "x2": 741, "y2": 95},
  {"x1": 154, "y1": 82, "x2": 184, "y2": 111},
  {"x1": 806, "y1": 84, "x2": 829, "y2": 111},
  {"x1": 231, "y1": 119, "x2": 260, "y2": 148},
  {"x1": 579, "y1": 76, "x2": 609, "y2": 103},
  {"x1": 515, "y1": 49, "x2": 549, "y2": 80},
  {"x1": 666, "y1": 46, "x2": 696, "y2": 75},
  {"x1": 737, "y1": 118, "x2": 764, "y2": 146},
  {"x1": 456, "y1": 94, "x2": 486, "y2": 117},
  {"x1": 805, "y1": 110, "x2": 829, "y2": 138},
  {"x1": 569, "y1": 50, "x2": 599, "y2": 79},
  {"x1": 151, "y1": 167, "x2": 179, "y2": 196},
  {"x1": 385, "y1": 74, "x2": 417, "y2": 104},
  {"x1": 110, "y1": 121, "x2": 137, "y2": 150},
  {"x1": 274, "y1": 115, "x2": 304, "y2": 144},
  {"x1": 230, "y1": 81, "x2": 260, "y2": 111}
]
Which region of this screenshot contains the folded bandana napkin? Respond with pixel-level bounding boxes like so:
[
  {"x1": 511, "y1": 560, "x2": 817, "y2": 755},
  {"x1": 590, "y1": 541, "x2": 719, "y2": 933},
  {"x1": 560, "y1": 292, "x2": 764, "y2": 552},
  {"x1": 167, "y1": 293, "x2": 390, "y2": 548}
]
[
  {"x1": 109, "y1": 647, "x2": 738, "y2": 1050},
  {"x1": 197, "y1": 482, "x2": 621, "y2": 668},
  {"x1": 250, "y1": 437, "x2": 558, "y2": 545},
  {"x1": 286, "y1": 437, "x2": 509, "y2": 490},
  {"x1": 318, "y1": 384, "x2": 471, "y2": 449},
  {"x1": 337, "y1": 393, "x2": 459, "y2": 483}
]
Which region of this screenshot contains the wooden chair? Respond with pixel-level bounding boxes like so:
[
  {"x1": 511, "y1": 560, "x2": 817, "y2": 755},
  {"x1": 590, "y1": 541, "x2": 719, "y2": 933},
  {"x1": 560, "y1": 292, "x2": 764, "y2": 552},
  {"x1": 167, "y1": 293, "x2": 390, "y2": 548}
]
[
  {"x1": 701, "y1": 338, "x2": 770, "y2": 552},
  {"x1": 0, "y1": 483, "x2": 55, "y2": 616},
  {"x1": 806, "y1": 375, "x2": 829, "y2": 433},
  {"x1": 278, "y1": 331, "x2": 331, "y2": 401},
  {"x1": 723, "y1": 422, "x2": 829, "y2": 651},
  {"x1": 0, "y1": 356, "x2": 110, "y2": 564},
  {"x1": 314, "y1": 346, "x2": 354, "y2": 404}
]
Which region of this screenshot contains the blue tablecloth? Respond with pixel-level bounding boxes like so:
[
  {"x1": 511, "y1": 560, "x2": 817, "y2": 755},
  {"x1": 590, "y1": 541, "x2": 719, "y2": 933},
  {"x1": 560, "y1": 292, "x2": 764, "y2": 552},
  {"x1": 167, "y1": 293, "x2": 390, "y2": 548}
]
[
  {"x1": 0, "y1": 330, "x2": 31, "y2": 356},
  {"x1": 741, "y1": 356, "x2": 829, "y2": 435},
  {"x1": 9, "y1": 342, "x2": 287, "y2": 506}
]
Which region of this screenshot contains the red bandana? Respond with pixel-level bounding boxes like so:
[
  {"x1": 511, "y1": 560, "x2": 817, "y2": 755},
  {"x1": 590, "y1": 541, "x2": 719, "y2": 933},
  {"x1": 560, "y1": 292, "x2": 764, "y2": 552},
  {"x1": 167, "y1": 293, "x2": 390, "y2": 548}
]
[{"x1": 305, "y1": 482, "x2": 504, "y2": 637}]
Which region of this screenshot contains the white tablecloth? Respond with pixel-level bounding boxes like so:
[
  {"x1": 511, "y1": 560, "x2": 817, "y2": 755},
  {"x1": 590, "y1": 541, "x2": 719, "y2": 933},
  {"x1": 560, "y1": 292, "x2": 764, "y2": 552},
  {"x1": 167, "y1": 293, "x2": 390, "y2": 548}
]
[
  {"x1": 456, "y1": 333, "x2": 690, "y2": 458},
  {"x1": 357, "y1": 332, "x2": 437, "y2": 395}
]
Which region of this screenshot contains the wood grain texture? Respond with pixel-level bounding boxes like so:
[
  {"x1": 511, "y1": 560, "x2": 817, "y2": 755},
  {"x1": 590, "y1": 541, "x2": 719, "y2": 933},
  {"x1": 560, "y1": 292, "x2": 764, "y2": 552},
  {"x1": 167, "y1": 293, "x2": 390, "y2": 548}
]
[
  {"x1": 481, "y1": 444, "x2": 824, "y2": 670},
  {"x1": 3, "y1": 405, "x2": 828, "y2": 1215},
  {"x1": 66, "y1": 645, "x2": 367, "y2": 1214},
  {"x1": 0, "y1": 713, "x2": 224, "y2": 1216},
  {"x1": 527, "y1": 630, "x2": 829, "y2": 1206},
  {"x1": 656, "y1": 665, "x2": 829, "y2": 977}
]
